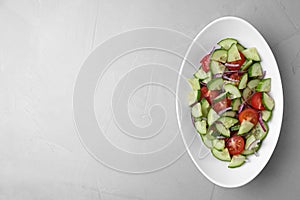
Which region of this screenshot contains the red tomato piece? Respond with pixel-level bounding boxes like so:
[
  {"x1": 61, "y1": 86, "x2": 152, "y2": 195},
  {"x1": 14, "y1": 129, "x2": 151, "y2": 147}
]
[
  {"x1": 200, "y1": 54, "x2": 210, "y2": 72},
  {"x1": 238, "y1": 108, "x2": 259, "y2": 125},
  {"x1": 251, "y1": 92, "x2": 265, "y2": 110},
  {"x1": 226, "y1": 135, "x2": 245, "y2": 155},
  {"x1": 212, "y1": 98, "x2": 232, "y2": 113}
]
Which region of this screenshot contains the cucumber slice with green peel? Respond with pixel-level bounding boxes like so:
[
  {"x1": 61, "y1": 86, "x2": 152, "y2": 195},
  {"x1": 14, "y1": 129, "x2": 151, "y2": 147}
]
[
  {"x1": 221, "y1": 111, "x2": 236, "y2": 118},
  {"x1": 195, "y1": 120, "x2": 207, "y2": 135},
  {"x1": 252, "y1": 121, "x2": 269, "y2": 141},
  {"x1": 230, "y1": 124, "x2": 240, "y2": 131},
  {"x1": 206, "y1": 129, "x2": 216, "y2": 140},
  {"x1": 240, "y1": 59, "x2": 253, "y2": 71},
  {"x1": 215, "y1": 123, "x2": 230, "y2": 137},
  {"x1": 249, "y1": 63, "x2": 263, "y2": 77},
  {"x1": 210, "y1": 60, "x2": 226, "y2": 75},
  {"x1": 232, "y1": 98, "x2": 241, "y2": 111},
  {"x1": 256, "y1": 78, "x2": 271, "y2": 92},
  {"x1": 194, "y1": 67, "x2": 208, "y2": 80},
  {"x1": 238, "y1": 73, "x2": 248, "y2": 89},
  {"x1": 201, "y1": 98, "x2": 210, "y2": 118},
  {"x1": 237, "y1": 120, "x2": 254, "y2": 135},
  {"x1": 191, "y1": 102, "x2": 202, "y2": 118},
  {"x1": 207, "y1": 108, "x2": 220, "y2": 126},
  {"x1": 241, "y1": 144, "x2": 261, "y2": 156},
  {"x1": 188, "y1": 78, "x2": 201, "y2": 90},
  {"x1": 228, "y1": 155, "x2": 246, "y2": 168},
  {"x1": 201, "y1": 135, "x2": 213, "y2": 149},
  {"x1": 212, "y1": 148, "x2": 231, "y2": 162},
  {"x1": 207, "y1": 77, "x2": 224, "y2": 90},
  {"x1": 211, "y1": 49, "x2": 227, "y2": 63},
  {"x1": 202, "y1": 71, "x2": 212, "y2": 84},
  {"x1": 224, "y1": 84, "x2": 241, "y2": 99},
  {"x1": 213, "y1": 139, "x2": 225, "y2": 151},
  {"x1": 188, "y1": 90, "x2": 200, "y2": 106},
  {"x1": 227, "y1": 43, "x2": 241, "y2": 62},
  {"x1": 218, "y1": 116, "x2": 239, "y2": 129},
  {"x1": 261, "y1": 110, "x2": 272, "y2": 122},
  {"x1": 242, "y1": 47, "x2": 261, "y2": 61},
  {"x1": 245, "y1": 135, "x2": 257, "y2": 150},
  {"x1": 213, "y1": 92, "x2": 227, "y2": 103},
  {"x1": 262, "y1": 92, "x2": 275, "y2": 110},
  {"x1": 247, "y1": 79, "x2": 260, "y2": 90},
  {"x1": 242, "y1": 87, "x2": 253, "y2": 100},
  {"x1": 218, "y1": 38, "x2": 238, "y2": 50},
  {"x1": 237, "y1": 43, "x2": 245, "y2": 51}
]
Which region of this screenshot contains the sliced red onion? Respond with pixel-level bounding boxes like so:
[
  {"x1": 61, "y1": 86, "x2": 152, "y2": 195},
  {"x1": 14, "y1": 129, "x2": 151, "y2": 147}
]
[
  {"x1": 258, "y1": 112, "x2": 267, "y2": 132},
  {"x1": 190, "y1": 101, "x2": 198, "y2": 107},
  {"x1": 200, "y1": 81, "x2": 207, "y2": 86},
  {"x1": 217, "y1": 106, "x2": 232, "y2": 115},
  {"x1": 213, "y1": 73, "x2": 223, "y2": 78},
  {"x1": 260, "y1": 70, "x2": 266, "y2": 79},
  {"x1": 254, "y1": 151, "x2": 259, "y2": 157},
  {"x1": 216, "y1": 136, "x2": 226, "y2": 139},
  {"x1": 191, "y1": 114, "x2": 195, "y2": 127},
  {"x1": 247, "y1": 139, "x2": 261, "y2": 150},
  {"x1": 238, "y1": 103, "x2": 244, "y2": 114},
  {"x1": 225, "y1": 63, "x2": 240, "y2": 67},
  {"x1": 210, "y1": 46, "x2": 216, "y2": 54},
  {"x1": 222, "y1": 75, "x2": 240, "y2": 82},
  {"x1": 201, "y1": 117, "x2": 207, "y2": 120}
]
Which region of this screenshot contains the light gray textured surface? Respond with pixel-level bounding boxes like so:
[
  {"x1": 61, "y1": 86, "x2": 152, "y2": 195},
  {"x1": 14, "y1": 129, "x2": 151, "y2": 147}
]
[{"x1": 0, "y1": 0, "x2": 299, "y2": 199}]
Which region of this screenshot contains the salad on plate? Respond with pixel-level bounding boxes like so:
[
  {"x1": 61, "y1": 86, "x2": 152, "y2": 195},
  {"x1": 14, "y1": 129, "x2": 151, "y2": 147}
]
[{"x1": 188, "y1": 38, "x2": 275, "y2": 168}]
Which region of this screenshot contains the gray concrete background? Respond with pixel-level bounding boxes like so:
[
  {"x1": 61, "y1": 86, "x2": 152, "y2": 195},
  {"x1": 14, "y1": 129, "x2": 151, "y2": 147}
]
[{"x1": 0, "y1": 0, "x2": 299, "y2": 199}]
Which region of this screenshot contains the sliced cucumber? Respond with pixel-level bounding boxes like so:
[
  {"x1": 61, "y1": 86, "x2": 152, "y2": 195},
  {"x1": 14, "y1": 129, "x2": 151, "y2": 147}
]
[
  {"x1": 242, "y1": 87, "x2": 252, "y2": 100},
  {"x1": 238, "y1": 73, "x2": 248, "y2": 89},
  {"x1": 261, "y1": 110, "x2": 272, "y2": 122},
  {"x1": 188, "y1": 78, "x2": 201, "y2": 90},
  {"x1": 202, "y1": 71, "x2": 212, "y2": 84},
  {"x1": 247, "y1": 79, "x2": 260, "y2": 90},
  {"x1": 242, "y1": 47, "x2": 261, "y2": 61},
  {"x1": 195, "y1": 120, "x2": 207, "y2": 135},
  {"x1": 237, "y1": 43, "x2": 245, "y2": 51},
  {"x1": 194, "y1": 67, "x2": 208, "y2": 80},
  {"x1": 241, "y1": 144, "x2": 260, "y2": 156},
  {"x1": 256, "y1": 78, "x2": 271, "y2": 92},
  {"x1": 188, "y1": 90, "x2": 200, "y2": 106},
  {"x1": 252, "y1": 121, "x2": 269, "y2": 141},
  {"x1": 207, "y1": 77, "x2": 224, "y2": 90},
  {"x1": 218, "y1": 38, "x2": 237, "y2": 50},
  {"x1": 210, "y1": 60, "x2": 226, "y2": 75},
  {"x1": 201, "y1": 134, "x2": 213, "y2": 149},
  {"x1": 215, "y1": 123, "x2": 230, "y2": 137},
  {"x1": 213, "y1": 139, "x2": 225, "y2": 151},
  {"x1": 232, "y1": 98, "x2": 241, "y2": 111},
  {"x1": 212, "y1": 148, "x2": 231, "y2": 162},
  {"x1": 227, "y1": 43, "x2": 241, "y2": 62},
  {"x1": 218, "y1": 116, "x2": 239, "y2": 129},
  {"x1": 240, "y1": 59, "x2": 253, "y2": 71},
  {"x1": 192, "y1": 102, "x2": 202, "y2": 119},
  {"x1": 213, "y1": 92, "x2": 227, "y2": 103},
  {"x1": 207, "y1": 108, "x2": 220, "y2": 126},
  {"x1": 230, "y1": 124, "x2": 240, "y2": 131},
  {"x1": 211, "y1": 49, "x2": 227, "y2": 63},
  {"x1": 228, "y1": 155, "x2": 246, "y2": 168},
  {"x1": 262, "y1": 92, "x2": 275, "y2": 110},
  {"x1": 221, "y1": 111, "x2": 236, "y2": 118},
  {"x1": 201, "y1": 98, "x2": 210, "y2": 118},
  {"x1": 206, "y1": 129, "x2": 216, "y2": 140},
  {"x1": 237, "y1": 120, "x2": 254, "y2": 135},
  {"x1": 224, "y1": 84, "x2": 241, "y2": 99},
  {"x1": 249, "y1": 63, "x2": 263, "y2": 77},
  {"x1": 245, "y1": 135, "x2": 256, "y2": 150}
]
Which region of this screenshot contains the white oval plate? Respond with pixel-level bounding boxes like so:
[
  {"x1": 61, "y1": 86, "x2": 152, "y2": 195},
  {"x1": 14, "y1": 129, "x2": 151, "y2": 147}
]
[{"x1": 176, "y1": 16, "x2": 284, "y2": 188}]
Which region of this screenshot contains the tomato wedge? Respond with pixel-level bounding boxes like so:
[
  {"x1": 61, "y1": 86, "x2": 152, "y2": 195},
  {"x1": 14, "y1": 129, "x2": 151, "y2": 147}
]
[
  {"x1": 251, "y1": 92, "x2": 265, "y2": 110},
  {"x1": 200, "y1": 54, "x2": 210, "y2": 72},
  {"x1": 238, "y1": 108, "x2": 259, "y2": 125},
  {"x1": 226, "y1": 51, "x2": 246, "y2": 70},
  {"x1": 212, "y1": 98, "x2": 232, "y2": 113},
  {"x1": 200, "y1": 86, "x2": 219, "y2": 105},
  {"x1": 226, "y1": 135, "x2": 245, "y2": 155}
]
